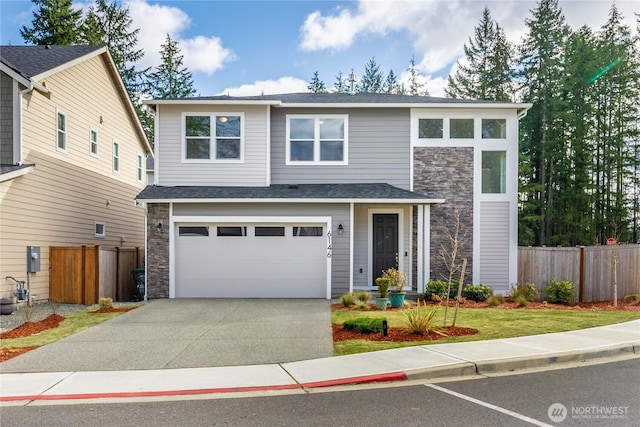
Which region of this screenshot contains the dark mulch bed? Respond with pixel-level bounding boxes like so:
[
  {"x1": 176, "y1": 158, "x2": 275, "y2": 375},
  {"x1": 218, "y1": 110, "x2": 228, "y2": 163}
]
[{"x1": 332, "y1": 323, "x2": 479, "y2": 342}]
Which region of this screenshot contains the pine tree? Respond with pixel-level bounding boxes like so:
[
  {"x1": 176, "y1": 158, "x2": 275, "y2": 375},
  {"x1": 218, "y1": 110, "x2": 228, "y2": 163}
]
[
  {"x1": 517, "y1": 0, "x2": 570, "y2": 246},
  {"x1": 307, "y1": 71, "x2": 327, "y2": 93},
  {"x1": 20, "y1": 0, "x2": 82, "y2": 45},
  {"x1": 406, "y1": 55, "x2": 428, "y2": 96},
  {"x1": 333, "y1": 71, "x2": 349, "y2": 93},
  {"x1": 145, "y1": 34, "x2": 197, "y2": 99},
  {"x1": 79, "y1": 0, "x2": 151, "y2": 141},
  {"x1": 384, "y1": 69, "x2": 401, "y2": 94},
  {"x1": 357, "y1": 57, "x2": 384, "y2": 93},
  {"x1": 445, "y1": 7, "x2": 513, "y2": 101}
]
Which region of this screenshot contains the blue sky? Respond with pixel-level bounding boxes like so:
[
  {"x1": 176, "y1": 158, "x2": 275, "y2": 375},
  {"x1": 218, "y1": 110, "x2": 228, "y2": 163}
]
[{"x1": 1, "y1": 0, "x2": 638, "y2": 97}]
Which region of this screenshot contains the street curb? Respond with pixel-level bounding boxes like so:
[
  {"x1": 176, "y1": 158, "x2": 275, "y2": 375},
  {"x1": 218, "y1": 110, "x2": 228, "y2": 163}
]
[
  {"x1": 475, "y1": 344, "x2": 637, "y2": 374},
  {"x1": 404, "y1": 362, "x2": 477, "y2": 381}
]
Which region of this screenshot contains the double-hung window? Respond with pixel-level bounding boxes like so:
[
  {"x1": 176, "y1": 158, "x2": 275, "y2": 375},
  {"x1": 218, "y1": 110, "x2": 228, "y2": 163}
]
[
  {"x1": 137, "y1": 154, "x2": 143, "y2": 181},
  {"x1": 90, "y1": 129, "x2": 98, "y2": 156},
  {"x1": 184, "y1": 114, "x2": 243, "y2": 161},
  {"x1": 286, "y1": 115, "x2": 347, "y2": 164},
  {"x1": 113, "y1": 142, "x2": 120, "y2": 172},
  {"x1": 57, "y1": 111, "x2": 67, "y2": 151}
]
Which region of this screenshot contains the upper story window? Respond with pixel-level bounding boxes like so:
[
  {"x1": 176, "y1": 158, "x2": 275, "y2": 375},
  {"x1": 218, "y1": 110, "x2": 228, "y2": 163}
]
[
  {"x1": 418, "y1": 118, "x2": 443, "y2": 139},
  {"x1": 482, "y1": 119, "x2": 507, "y2": 139},
  {"x1": 113, "y1": 141, "x2": 120, "y2": 172},
  {"x1": 482, "y1": 151, "x2": 506, "y2": 193},
  {"x1": 90, "y1": 129, "x2": 98, "y2": 156},
  {"x1": 137, "y1": 154, "x2": 143, "y2": 181},
  {"x1": 286, "y1": 115, "x2": 348, "y2": 165},
  {"x1": 57, "y1": 111, "x2": 67, "y2": 151},
  {"x1": 450, "y1": 119, "x2": 474, "y2": 139},
  {"x1": 184, "y1": 114, "x2": 243, "y2": 161}
]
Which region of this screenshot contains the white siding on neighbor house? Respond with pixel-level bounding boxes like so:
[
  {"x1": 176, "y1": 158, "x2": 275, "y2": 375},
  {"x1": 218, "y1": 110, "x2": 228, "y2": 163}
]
[
  {"x1": 0, "y1": 54, "x2": 147, "y2": 300},
  {"x1": 270, "y1": 108, "x2": 411, "y2": 189},
  {"x1": 156, "y1": 104, "x2": 269, "y2": 186},
  {"x1": 478, "y1": 201, "x2": 510, "y2": 293},
  {"x1": 171, "y1": 202, "x2": 351, "y2": 295}
]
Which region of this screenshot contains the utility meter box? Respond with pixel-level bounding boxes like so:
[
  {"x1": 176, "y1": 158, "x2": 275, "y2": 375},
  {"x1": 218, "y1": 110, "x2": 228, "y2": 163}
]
[{"x1": 27, "y1": 246, "x2": 41, "y2": 273}]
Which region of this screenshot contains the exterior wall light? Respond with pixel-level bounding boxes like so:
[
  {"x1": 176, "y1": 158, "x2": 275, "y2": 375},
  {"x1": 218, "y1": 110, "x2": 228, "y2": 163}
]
[
  {"x1": 156, "y1": 222, "x2": 163, "y2": 233},
  {"x1": 338, "y1": 223, "x2": 344, "y2": 235}
]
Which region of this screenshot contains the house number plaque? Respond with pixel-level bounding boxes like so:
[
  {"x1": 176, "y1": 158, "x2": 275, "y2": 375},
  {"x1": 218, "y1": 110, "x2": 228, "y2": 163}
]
[{"x1": 327, "y1": 230, "x2": 332, "y2": 258}]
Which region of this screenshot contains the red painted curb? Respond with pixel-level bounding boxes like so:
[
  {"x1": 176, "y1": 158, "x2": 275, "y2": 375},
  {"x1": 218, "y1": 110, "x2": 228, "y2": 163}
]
[
  {"x1": 0, "y1": 372, "x2": 408, "y2": 402},
  {"x1": 301, "y1": 371, "x2": 408, "y2": 388}
]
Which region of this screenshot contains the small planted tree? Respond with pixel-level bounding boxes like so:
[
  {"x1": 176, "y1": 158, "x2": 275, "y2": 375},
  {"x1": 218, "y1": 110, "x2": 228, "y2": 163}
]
[{"x1": 438, "y1": 208, "x2": 469, "y2": 325}]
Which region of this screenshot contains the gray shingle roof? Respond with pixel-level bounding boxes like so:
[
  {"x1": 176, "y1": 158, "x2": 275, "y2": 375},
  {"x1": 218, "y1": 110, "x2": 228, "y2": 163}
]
[
  {"x1": 0, "y1": 45, "x2": 103, "y2": 79},
  {"x1": 154, "y1": 92, "x2": 507, "y2": 105},
  {"x1": 137, "y1": 183, "x2": 438, "y2": 201}
]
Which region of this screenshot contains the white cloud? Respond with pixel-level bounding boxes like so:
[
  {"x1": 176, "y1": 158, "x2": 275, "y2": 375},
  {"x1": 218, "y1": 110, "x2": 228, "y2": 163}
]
[
  {"x1": 124, "y1": 0, "x2": 234, "y2": 74},
  {"x1": 220, "y1": 77, "x2": 309, "y2": 96}
]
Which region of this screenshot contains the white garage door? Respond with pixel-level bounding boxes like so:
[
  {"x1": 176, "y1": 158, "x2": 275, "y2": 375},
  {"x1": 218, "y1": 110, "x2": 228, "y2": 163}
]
[{"x1": 174, "y1": 223, "x2": 328, "y2": 298}]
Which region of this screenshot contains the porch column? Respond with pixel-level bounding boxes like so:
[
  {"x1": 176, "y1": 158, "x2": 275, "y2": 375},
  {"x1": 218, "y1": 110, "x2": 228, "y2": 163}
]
[{"x1": 417, "y1": 204, "x2": 431, "y2": 293}]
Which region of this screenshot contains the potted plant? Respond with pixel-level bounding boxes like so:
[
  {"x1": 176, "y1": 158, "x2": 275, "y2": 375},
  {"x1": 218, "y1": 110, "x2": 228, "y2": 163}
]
[
  {"x1": 384, "y1": 267, "x2": 408, "y2": 308},
  {"x1": 374, "y1": 277, "x2": 391, "y2": 310}
]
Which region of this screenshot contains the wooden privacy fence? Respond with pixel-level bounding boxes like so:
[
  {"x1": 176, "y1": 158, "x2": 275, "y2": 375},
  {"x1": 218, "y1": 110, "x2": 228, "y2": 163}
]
[
  {"x1": 518, "y1": 245, "x2": 640, "y2": 302},
  {"x1": 50, "y1": 245, "x2": 143, "y2": 304}
]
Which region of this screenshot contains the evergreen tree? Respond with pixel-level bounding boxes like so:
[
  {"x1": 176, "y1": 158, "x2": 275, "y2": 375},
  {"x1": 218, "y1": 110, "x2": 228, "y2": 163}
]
[
  {"x1": 333, "y1": 71, "x2": 349, "y2": 93},
  {"x1": 145, "y1": 34, "x2": 197, "y2": 99},
  {"x1": 406, "y1": 55, "x2": 428, "y2": 96},
  {"x1": 79, "y1": 0, "x2": 151, "y2": 141},
  {"x1": 517, "y1": 0, "x2": 570, "y2": 246},
  {"x1": 79, "y1": 0, "x2": 147, "y2": 100},
  {"x1": 307, "y1": 71, "x2": 327, "y2": 93},
  {"x1": 590, "y1": 3, "x2": 640, "y2": 244},
  {"x1": 384, "y1": 69, "x2": 402, "y2": 94},
  {"x1": 357, "y1": 57, "x2": 384, "y2": 93},
  {"x1": 445, "y1": 7, "x2": 513, "y2": 101},
  {"x1": 20, "y1": 0, "x2": 82, "y2": 45}
]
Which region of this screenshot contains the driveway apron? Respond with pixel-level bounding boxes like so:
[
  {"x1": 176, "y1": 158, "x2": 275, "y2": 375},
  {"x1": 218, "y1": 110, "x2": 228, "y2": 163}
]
[{"x1": 0, "y1": 299, "x2": 334, "y2": 373}]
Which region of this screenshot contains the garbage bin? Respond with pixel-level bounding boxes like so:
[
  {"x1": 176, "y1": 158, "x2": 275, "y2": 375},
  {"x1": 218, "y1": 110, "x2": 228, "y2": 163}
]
[{"x1": 132, "y1": 268, "x2": 145, "y2": 301}]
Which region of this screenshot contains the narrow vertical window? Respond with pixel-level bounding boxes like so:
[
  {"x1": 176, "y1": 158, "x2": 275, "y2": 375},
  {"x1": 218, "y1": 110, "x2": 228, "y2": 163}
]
[
  {"x1": 482, "y1": 151, "x2": 506, "y2": 193},
  {"x1": 57, "y1": 112, "x2": 66, "y2": 150},
  {"x1": 90, "y1": 129, "x2": 98, "y2": 155},
  {"x1": 137, "y1": 154, "x2": 143, "y2": 181},
  {"x1": 113, "y1": 142, "x2": 120, "y2": 172}
]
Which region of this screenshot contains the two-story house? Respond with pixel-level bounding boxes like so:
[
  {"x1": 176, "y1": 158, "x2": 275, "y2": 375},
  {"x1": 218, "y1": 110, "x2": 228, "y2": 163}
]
[
  {"x1": 1, "y1": 45, "x2": 151, "y2": 301},
  {"x1": 137, "y1": 93, "x2": 529, "y2": 299}
]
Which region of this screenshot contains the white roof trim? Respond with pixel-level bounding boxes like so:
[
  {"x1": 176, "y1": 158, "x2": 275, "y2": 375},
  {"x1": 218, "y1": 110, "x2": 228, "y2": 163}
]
[
  {"x1": 0, "y1": 165, "x2": 35, "y2": 183},
  {"x1": 145, "y1": 99, "x2": 282, "y2": 106},
  {"x1": 138, "y1": 197, "x2": 445, "y2": 204},
  {"x1": 279, "y1": 102, "x2": 532, "y2": 109}
]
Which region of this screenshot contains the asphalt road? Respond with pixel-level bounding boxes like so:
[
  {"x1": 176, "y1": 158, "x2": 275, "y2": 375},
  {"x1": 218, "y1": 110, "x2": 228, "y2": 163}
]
[{"x1": 2, "y1": 357, "x2": 638, "y2": 426}]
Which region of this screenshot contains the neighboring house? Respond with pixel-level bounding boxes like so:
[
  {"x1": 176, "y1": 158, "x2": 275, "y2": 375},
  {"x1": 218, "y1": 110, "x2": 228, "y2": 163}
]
[
  {"x1": 137, "y1": 93, "x2": 530, "y2": 299},
  {"x1": 0, "y1": 45, "x2": 151, "y2": 301}
]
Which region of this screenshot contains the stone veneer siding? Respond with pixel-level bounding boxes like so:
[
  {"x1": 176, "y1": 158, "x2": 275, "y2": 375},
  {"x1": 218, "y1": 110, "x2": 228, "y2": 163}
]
[
  {"x1": 413, "y1": 147, "x2": 474, "y2": 284},
  {"x1": 147, "y1": 203, "x2": 169, "y2": 298}
]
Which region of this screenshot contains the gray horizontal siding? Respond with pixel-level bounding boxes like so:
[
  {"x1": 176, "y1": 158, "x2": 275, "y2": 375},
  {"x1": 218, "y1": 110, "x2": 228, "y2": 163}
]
[
  {"x1": 1, "y1": 71, "x2": 13, "y2": 164},
  {"x1": 479, "y1": 201, "x2": 510, "y2": 292},
  {"x1": 270, "y1": 108, "x2": 411, "y2": 189},
  {"x1": 172, "y1": 202, "x2": 350, "y2": 296}
]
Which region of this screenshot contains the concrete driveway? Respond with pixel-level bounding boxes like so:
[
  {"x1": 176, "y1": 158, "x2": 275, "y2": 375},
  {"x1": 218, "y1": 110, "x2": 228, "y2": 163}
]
[{"x1": 0, "y1": 299, "x2": 334, "y2": 373}]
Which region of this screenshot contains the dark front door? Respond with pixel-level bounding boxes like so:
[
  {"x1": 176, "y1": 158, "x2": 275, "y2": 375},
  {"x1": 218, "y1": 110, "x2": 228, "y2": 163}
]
[{"x1": 372, "y1": 214, "x2": 398, "y2": 285}]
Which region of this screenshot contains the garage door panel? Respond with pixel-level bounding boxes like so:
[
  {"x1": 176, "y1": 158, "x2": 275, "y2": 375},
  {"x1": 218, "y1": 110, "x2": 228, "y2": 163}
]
[{"x1": 175, "y1": 223, "x2": 327, "y2": 298}]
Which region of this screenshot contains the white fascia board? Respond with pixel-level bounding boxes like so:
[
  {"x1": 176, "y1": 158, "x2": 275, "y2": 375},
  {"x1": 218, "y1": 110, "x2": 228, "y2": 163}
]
[
  {"x1": 0, "y1": 64, "x2": 32, "y2": 88},
  {"x1": 0, "y1": 165, "x2": 35, "y2": 182},
  {"x1": 279, "y1": 102, "x2": 532, "y2": 110},
  {"x1": 145, "y1": 99, "x2": 282, "y2": 106},
  {"x1": 137, "y1": 198, "x2": 446, "y2": 204},
  {"x1": 31, "y1": 46, "x2": 108, "y2": 81}
]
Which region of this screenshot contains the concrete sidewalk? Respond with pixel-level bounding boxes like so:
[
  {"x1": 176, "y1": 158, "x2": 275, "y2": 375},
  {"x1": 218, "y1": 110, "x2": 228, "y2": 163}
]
[{"x1": 2, "y1": 319, "x2": 638, "y2": 403}]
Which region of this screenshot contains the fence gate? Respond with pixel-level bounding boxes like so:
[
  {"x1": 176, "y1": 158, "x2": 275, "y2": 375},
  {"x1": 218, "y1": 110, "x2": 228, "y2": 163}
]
[{"x1": 49, "y1": 245, "x2": 99, "y2": 305}]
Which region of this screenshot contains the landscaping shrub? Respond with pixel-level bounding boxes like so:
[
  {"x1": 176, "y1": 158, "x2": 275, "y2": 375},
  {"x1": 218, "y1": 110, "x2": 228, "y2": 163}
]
[
  {"x1": 354, "y1": 301, "x2": 370, "y2": 310},
  {"x1": 623, "y1": 294, "x2": 640, "y2": 303},
  {"x1": 508, "y1": 282, "x2": 539, "y2": 302},
  {"x1": 339, "y1": 293, "x2": 356, "y2": 307},
  {"x1": 403, "y1": 301, "x2": 446, "y2": 336},
  {"x1": 514, "y1": 295, "x2": 529, "y2": 307},
  {"x1": 545, "y1": 279, "x2": 576, "y2": 303},
  {"x1": 461, "y1": 284, "x2": 493, "y2": 302},
  {"x1": 343, "y1": 317, "x2": 385, "y2": 334},
  {"x1": 486, "y1": 295, "x2": 504, "y2": 307},
  {"x1": 422, "y1": 280, "x2": 456, "y2": 301},
  {"x1": 356, "y1": 291, "x2": 372, "y2": 302},
  {"x1": 99, "y1": 297, "x2": 113, "y2": 309}
]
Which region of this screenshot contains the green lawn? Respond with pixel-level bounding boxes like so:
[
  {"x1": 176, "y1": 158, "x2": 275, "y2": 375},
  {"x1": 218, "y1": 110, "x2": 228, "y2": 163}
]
[{"x1": 332, "y1": 306, "x2": 640, "y2": 356}]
